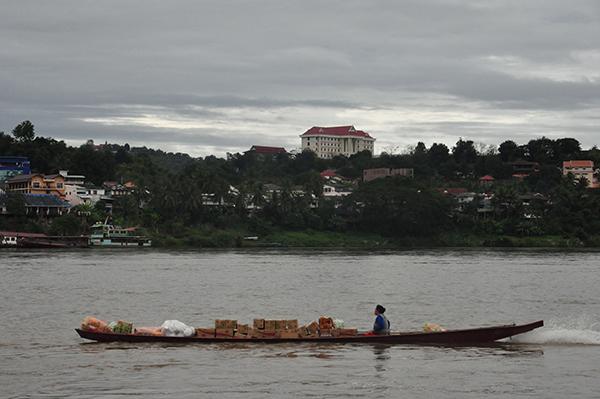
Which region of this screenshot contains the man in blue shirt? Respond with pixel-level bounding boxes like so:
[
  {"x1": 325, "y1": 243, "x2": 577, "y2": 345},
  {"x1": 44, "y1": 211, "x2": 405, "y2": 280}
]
[{"x1": 373, "y1": 304, "x2": 390, "y2": 335}]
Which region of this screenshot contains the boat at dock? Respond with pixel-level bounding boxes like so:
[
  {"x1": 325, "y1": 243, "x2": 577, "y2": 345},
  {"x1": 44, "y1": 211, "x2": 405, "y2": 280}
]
[
  {"x1": 76, "y1": 320, "x2": 543, "y2": 345},
  {"x1": 0, "y1": 231, "x2": 89, "y2": 248},
  {"x1": 89, "y1": 220, "x2": 151, "y2": 247}
]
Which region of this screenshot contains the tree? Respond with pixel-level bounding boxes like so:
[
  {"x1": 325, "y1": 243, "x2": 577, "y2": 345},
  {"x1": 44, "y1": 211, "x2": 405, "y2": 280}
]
[
  {"x1": 499, "y1": 140, "x2": 520, "y2": 162},
  {"x1": 5, "y1": 193, "x2": 26, "y2": 215},
  {"x1": 12, "y1": 120, "x2": 35, "y2": 142},
  {"x1": 49, "y1": 214, "x2": 82, "y2": 236},
  {"x1": 526, "y1": 137, "x2": 554, "y2": 164},
  {"x1": 428, "y1": 143, "x2": 450, "y2": 164},
  {"x1": 452, "y1": 139, "x2": 477, "y2": 164}
]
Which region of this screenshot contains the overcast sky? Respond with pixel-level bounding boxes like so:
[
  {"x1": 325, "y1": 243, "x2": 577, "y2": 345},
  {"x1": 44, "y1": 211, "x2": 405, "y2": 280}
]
[{"x1": 1, "y1": 1, "x2": 599, "y2": 157}]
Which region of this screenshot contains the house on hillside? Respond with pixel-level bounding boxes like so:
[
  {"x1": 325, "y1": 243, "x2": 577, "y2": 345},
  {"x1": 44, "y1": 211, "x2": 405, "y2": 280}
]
[
  {"x1": 0, "y1": 157, "x2": 31, "y2": 184},
  {"x1": 300, "y1": 125, "x2": 375, "y2": 159},
  {"x1": 479, "y1": 175, "x2": 495, "y2": 188},
  {"x1": 563, "y1": 160, "x2": 596, "y2": 188},
  {"x1": 245, "y1": 145, "x2": 287, "y2": 156},
  {"x1": 6, "y1": 174, "x2": 66, "y2": 200},
  {"x1": 363, "y1": 168, "x2": 414, "y2": 182},
  {"x1": 0, "y1": 193, "x2": 70, "y2": 216}
]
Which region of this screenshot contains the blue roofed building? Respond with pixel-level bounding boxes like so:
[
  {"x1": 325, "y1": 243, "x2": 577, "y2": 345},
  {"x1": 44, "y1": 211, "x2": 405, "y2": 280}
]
[
  {"x1": 0, "y1": 193, "x2": 70, "y2": 216},
  {"x1": 0, "y1": 156, "x2": 31, "y2": 183}
]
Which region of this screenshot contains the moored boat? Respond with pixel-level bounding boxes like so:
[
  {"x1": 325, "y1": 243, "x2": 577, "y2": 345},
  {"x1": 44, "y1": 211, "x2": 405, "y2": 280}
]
[
  {"x1": 76, "y1": 320, "x2": 543, "y2": 345},
  {"x1": 89, "y1": 220, "x2": 151, "y2": 247}
]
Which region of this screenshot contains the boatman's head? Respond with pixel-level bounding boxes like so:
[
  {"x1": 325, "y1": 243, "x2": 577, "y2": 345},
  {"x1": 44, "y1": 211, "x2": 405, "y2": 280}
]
[{"x1": 375, "y1": 304, "x2": 386, "y2": 314}]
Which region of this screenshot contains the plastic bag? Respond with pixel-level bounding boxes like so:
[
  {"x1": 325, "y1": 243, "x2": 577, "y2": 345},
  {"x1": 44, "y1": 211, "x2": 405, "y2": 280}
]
[
  {"x1": 81, "y1": 316, "x2": 112, "y2": 333},
  {"x1": 160, "y1": 320, "x2": 195, "y2": 337},
  {"x1": 333, "y1": 319, "x2": 345, "y2": 328},
  {"x1": 135, "y1": 327, "x2": 163, "y2": 336},
  {"x1": 109, "y1": 320, "x2": 133, "y2": 334},
  {"x1": 423, "y1": 323, "x2": 446, "y2": 332}
]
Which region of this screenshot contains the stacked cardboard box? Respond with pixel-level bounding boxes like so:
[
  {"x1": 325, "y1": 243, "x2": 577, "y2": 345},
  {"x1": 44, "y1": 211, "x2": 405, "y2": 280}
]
[
  {"x1": 253, "y1": 319, "x2": 265, "y2": 330},
  {"x1": 215, "y1": 328, "x2": 235, "y2": 337},
  {"x1": 332, "y1": 328, "x2": 358, "y2": 337},
  {"x1": 319, "y1": 316, "x2": 334, "y2": 330},
  {"x1": 215, "y1": 320, "x2": 238, "y2": 329},
  {"x1": 195, "y1": 328, "x2": 216, "y2": 338}
]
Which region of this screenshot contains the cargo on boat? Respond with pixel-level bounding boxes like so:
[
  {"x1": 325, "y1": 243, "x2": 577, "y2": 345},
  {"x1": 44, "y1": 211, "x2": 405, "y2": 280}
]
[{"x1": 76, "y1": 316, "x2": 543, "y2": 345}]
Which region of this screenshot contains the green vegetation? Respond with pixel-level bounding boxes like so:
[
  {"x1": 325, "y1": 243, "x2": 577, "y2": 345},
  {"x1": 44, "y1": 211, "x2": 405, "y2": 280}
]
[{"x1": 2, "y1": 120, "x2": 600, "y2": 248}]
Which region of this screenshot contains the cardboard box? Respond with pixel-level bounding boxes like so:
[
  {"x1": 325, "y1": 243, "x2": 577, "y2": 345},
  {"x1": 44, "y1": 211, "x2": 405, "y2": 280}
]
[
  {"x1": 307, "y1": 321, "x2": 320, "y2": 334},
  {"x1": 237, "y1": 324, "x2": 250, "y2": 335},
  {"x1": 195, "y1": 328, "x2": 215, "y2": 338},
  {"x1": 332, "y1": 328, "x2": 358, "y2": 337},
  {"x1": 298, "y1": 327, "x2": 312, "y2": 337},
  {"x1": 280, "y1": 330, "x2": 300, "y2": 339},
  {"x1": 215, "y1": 328, "x2": 235, "y2": 337},
  {"x1": 285, "y1": 320, "x2": 299, "y2": 330},
  {"x1": 251, "y1": 329, "x2": 279, "y2": 339},
  {"x1": 274, "y1": 320, "x2": 286, "y2": 331},
  {"x1": 215, "y1": 319, "x2": 237, "y2": 329},
  {"x1": 253, "y1": 319, "x2": 265, "y2": 330},
  {"x1": 264, "y1": 319, "x2": 277, "y2": 331},
  {"x1": 319, "y1": 316, "x2": 333, "y2": 330}
]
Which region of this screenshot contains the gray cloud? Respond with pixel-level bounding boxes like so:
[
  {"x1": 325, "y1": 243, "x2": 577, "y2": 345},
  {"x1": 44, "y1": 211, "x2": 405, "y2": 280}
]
[{"x1": 1, "y1": 0, "x2": 599, "y2": 156}]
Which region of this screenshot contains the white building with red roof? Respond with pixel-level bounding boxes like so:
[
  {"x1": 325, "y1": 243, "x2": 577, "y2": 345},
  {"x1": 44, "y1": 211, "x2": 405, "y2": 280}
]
[
  {"x1": 300, "y1": 125, "x2": 375, "y2": 159},
  {"x1": 563, "y1": 160, "x2": 596, "y2": 187}
]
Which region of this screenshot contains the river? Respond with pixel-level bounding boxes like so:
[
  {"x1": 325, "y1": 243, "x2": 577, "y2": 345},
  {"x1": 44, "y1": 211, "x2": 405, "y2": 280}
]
[{"x1": 1, "y1": 249, "x2": 599, "y2": 398}]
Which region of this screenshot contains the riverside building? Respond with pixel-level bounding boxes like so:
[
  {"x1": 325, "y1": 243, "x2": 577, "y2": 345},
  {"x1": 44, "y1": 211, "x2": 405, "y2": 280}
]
[{"x1": 300, "y1": 126, "x2": 375, "y2": 159}]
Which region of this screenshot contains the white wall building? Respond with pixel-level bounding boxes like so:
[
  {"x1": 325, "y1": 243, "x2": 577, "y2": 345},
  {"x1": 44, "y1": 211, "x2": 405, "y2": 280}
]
[
  {"x1": 300, "y1": 126, "x2": 375, "y2": 159},
  {"x1": 562, "y1": 160, "x2": 596, "y2": 187}
]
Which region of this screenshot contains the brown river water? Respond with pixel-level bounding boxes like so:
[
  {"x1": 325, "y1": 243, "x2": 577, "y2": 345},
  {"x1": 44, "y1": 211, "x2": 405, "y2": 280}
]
[{"x1": 1, "y1": 248, "x2": 600, "y2": 398}]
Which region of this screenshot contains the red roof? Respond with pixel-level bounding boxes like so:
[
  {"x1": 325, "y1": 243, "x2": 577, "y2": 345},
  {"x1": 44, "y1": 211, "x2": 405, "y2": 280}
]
[
  {"x1": 301, "y1": 126, "x2": 373, "y2": 139},
  {"x1": 563, "y1": 160, "x2": 593, "y2": 168},
  {"x1": 320, "y1": 169, "x2": 337, "y2": 178},
  {"x1": 0, "y1": 231, "x2": 47, "y2": 238},
  {"x1": 479, "y1": 175, "x2": 495, "y2": 181},
  {"x1": 247, "y1": 145, "x2": 287, "y2": 154}
]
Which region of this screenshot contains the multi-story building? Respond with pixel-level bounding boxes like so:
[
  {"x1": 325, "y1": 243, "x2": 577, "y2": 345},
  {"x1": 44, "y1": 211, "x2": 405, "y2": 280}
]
[
  {"x1": 300, "y1": 126, "x2": 375, "y2": 159},
  {"x1": 563, "y1": 160, "x2": 596, "y2": 187},
  {"x1": 6, "y1": 174, "x2": 66, "y2": 199},
  {"x1": 0, "y1": 156, "x2": 31, "y2": 183},
  {"x1": 363, "y1": 168, "x2": 414, "y2": 182}
]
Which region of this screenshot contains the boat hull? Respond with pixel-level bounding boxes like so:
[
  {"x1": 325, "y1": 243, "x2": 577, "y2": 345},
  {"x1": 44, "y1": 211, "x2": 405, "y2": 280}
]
[{"x1": 76, "y1": 320, "x2": 543, "y2": 345}]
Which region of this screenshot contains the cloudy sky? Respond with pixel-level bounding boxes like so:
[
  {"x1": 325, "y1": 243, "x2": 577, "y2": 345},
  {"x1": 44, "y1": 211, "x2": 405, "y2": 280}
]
[{"x1": 1, "y1": 0, "x2": 599, "y2": 157}]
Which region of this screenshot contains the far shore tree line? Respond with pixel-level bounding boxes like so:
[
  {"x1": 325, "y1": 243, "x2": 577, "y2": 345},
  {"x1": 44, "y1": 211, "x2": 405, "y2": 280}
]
[{"x1": 2, "y1": 120, "x2": 600, "y2": 244}]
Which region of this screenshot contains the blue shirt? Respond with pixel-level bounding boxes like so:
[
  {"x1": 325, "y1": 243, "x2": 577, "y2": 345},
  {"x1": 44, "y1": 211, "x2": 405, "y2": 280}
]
[{"x1": 374, "y1": 314, "x2": 390, "y2": 333}]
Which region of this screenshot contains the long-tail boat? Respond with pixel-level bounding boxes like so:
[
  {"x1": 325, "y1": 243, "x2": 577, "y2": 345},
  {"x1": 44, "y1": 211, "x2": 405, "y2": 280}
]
[{"x1": 76, "y1": 320, "x2": 543, "y2": 345}]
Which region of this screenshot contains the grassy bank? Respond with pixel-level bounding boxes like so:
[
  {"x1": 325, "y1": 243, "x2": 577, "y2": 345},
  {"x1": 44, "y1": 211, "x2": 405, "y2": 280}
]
[{"x1": 150, "y1": 227, "x2": 599, "y2": 249}]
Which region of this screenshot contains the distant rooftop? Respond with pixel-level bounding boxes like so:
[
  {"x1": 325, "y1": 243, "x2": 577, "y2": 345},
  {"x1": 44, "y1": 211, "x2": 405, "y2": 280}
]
[{"x1": 301, "y1": 126, "x2": 373, "y2": 139}]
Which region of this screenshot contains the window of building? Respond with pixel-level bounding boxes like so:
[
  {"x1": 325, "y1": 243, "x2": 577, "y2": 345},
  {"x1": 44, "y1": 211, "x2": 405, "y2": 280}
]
[
  {"x1": 33, "y1": 182, "x2": 40, "y2": 188},
  {"x1": 57, "y1": 183, "x2": 63, "y2": 188}
]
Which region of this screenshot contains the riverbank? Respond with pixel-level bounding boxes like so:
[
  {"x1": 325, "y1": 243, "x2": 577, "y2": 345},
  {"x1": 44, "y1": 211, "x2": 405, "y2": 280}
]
[{"x1": 150, "y1": 228, "x2": 600, "y2": 249}]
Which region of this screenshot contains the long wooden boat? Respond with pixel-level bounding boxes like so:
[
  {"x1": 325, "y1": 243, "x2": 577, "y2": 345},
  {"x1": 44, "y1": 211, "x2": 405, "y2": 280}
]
[{"x1": 76, "y1": 320, "x2": 543, "y2": 345}]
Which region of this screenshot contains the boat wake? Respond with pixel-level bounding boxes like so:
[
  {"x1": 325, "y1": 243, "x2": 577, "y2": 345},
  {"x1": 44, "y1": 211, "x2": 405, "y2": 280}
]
[{"x1": 510, "y1": 319, "x2": 600, "y2": 345}]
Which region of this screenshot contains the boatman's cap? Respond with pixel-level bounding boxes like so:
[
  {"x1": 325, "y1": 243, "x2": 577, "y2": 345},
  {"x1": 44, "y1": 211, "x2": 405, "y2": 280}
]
[{"x1": 376, "y1": 304, "x2": 386, "y2": 314}]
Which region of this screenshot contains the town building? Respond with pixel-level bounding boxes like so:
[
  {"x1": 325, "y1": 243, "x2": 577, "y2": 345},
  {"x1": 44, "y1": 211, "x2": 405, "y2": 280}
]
[
  {"x1": 58, "y1": 170, "x2": 86, "y2": 186},
  {"x1": 0, "y1": 156, "x2": 31, "y2": 183},
  {"x1": 0, "y1": 193, "x2": 70, "y2": 216},
  {"x1": 363, "y1": 168, "x2": 414, "y2": 182},
  {"x1": 510, "y1": 161, "x2": 539, "y2": 176},
  {"x1": 479, "y1": 175, "x2": 495, "y2": 187},
  {"x1": 102, "y1": 181, "x2": 136, "y2": 197},
  {"x1": 245, "y1": 146, "x2": 287, "y2": 156},
  {"x1": 300, "y1": 126, "x2": 375, "y2": 159},
  {"x1": 563, "y1": 160, "x2": 596, "y2": 187},
  {"x1": 6, "y1": 174, "x2": 66, "y2": 199}
]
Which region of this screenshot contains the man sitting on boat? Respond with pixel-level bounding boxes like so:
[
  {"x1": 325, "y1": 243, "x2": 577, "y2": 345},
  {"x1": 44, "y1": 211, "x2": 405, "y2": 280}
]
[{"x1": 373, "y1": 304, "x2": 390, "y2": 335}]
